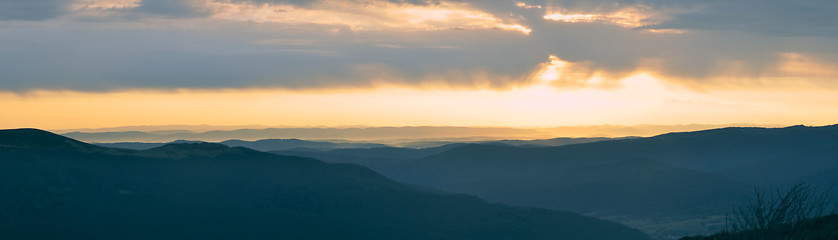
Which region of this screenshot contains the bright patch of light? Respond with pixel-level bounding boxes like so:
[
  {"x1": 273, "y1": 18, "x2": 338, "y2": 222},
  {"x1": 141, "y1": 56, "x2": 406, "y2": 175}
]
[
  {"x1": 71, "y1": 0, "x2": 140, "y2": 10},
  {"x1": 207, "y1": 0, "x2": 532, "y2": 34},
  {"x1": 515, "y1": 2, "x2": 542, "y2": 9},
  {"x1": 498, "y1": 24, "x2": 533, "y2": 35},
  {"x1": 537, "y1": 55, "x2": 566, "y2": 83},
  {"x1": 543, "y1": 13, "x2": 598, "y2": 23},
  {"x1": 543, "y1": 6, "x2": 655, "y2": 29},
  {"x1": 645, "y1": 29, "x2": 686, "y2": 34}
]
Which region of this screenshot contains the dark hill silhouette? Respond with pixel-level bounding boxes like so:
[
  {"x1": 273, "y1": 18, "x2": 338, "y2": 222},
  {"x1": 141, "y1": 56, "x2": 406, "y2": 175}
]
[
  {"x1": 477, "y1": 158, "x2": 748, "y2": 217},
  {"x1": 136, "y1": 142, "x2": 272, "y2": 159},
  {"x1": 270, "y1": 143, "x2": 468, "y2": 169},
  {"x1": 0, "y1": 128, "x2": 92, "y2": 149},
  {"x1": 594, "y1": 125, "x2": 838, "y2": 171},
  {"x1": 721, "y1": 145, "x2": 838, "y2": 186},
  {"x1": 95, "y1": 141, "x2": 169, "y2": 150},
  {"x1": 96, "y1": 139, "x2": 388, "y2": 151},
  {"x1": 96, "y1": 136, "x2": 619, "y2": 152},
  {"x1": 383, "y1": 125, "x2": 838, "y2": 189},
  {"x1": 220, "y1": 138, "x2": 389, "y2": 151},
  {"x1": 490, "y1": 137, "x2": 637, "y2": 147},
  {"x1": 397, "y1": 137, "x2": 629, "y2": 149},
  {"x1": 0, "y1": 128, "x2": 120, "y2": 153},
  {"x1": 0, "y1": 128, "x2": 649, "y2": 240},
  {"x1": 273, "y1": 125, "x2": 838, "y2": 239}
]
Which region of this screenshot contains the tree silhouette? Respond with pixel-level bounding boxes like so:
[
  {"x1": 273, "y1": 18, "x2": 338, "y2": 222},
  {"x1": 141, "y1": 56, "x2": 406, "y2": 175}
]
[{"x1": 684, "y1": 182, "x2": 838, "y2": 239}]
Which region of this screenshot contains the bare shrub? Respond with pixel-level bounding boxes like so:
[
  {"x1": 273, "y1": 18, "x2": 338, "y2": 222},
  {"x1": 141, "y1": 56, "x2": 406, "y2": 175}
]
[{"x1": 725, "y1": 182, "x2": 837, "y2": 239}]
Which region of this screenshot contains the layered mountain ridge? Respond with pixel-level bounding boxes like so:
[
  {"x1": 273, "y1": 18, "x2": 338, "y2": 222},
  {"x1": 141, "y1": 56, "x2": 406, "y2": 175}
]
[{"x1": 0, "y1": 128, "x2": 648, "y2": 240}]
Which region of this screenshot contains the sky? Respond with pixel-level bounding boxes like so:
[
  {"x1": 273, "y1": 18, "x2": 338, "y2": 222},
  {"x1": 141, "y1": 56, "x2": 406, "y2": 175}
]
[{"x1": 1, "y1": 0, "x2": 837, "y2": 130}]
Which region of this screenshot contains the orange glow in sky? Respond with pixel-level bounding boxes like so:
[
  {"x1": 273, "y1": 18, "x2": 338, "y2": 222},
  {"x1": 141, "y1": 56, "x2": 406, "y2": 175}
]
[
  {"x1": 2, "y1": 0, "x2": 837, "y2": 132},
  {"x1": 3, "y1": 71, "x2": 837, "y2": 131}
]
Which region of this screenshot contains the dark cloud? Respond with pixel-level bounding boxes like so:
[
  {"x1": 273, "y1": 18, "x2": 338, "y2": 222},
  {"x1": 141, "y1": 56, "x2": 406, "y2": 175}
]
[
  {"x1": 0, "y1": 0, "x2": 67, "y2": 21},
  {"x1": 516, "y1": 0, "x2": 838, "y2": 37},
  {"x1": 0, "y1": 0, "x2": 837, "y2": 92},
  {"x1": 469, "y1": 0, "x2": 838, "y2": 83},
  {"x1": 0, "y1": 21, "x2": 541, "y2": 92},
  {"x1": 132, "y1": 0, "x2": 213, "y2": 18},
  {"x1": 643, "y1": 0, "x2": 838, "y2": 37}
]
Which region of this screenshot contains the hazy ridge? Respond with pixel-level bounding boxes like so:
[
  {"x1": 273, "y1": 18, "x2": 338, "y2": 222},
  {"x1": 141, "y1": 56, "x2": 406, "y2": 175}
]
[
  {"x1": 6, "y1": 124, "x2": 837, "y2": 239},
  {"x1": 0, "y1": 128, "x2": 649, "y2": 240},
  {"x1": 59, "y1": 124, "x2": 773, "y2": 143},
  {"x1": 273, "y1": 124, "x2": 838, "y2": 239}
]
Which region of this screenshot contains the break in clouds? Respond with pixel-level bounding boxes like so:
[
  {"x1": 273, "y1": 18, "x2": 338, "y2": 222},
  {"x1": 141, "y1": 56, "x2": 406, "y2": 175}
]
[{"x1": 0, "y1": 0, "x2": 837, "y2": 92}]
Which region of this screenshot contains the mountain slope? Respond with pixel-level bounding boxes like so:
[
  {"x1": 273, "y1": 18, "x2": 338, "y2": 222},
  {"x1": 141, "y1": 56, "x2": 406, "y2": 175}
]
[
  {"x1": 382, "y1": 125, "x2": 838, "y2": 188},
  {"x1": 721, "y1": 145, "x2": 838, "y2": 185},
  {"x1": 269, "y1": 143, "x2": 467, "y2": 169},
  {"x1": 0, "y1": 128, "x2": 106, "y2": 151},
  {"x1": 480, "y1": 158, "x2": 748, "y2": 217},
  {"x1": 299, "y1": 125, "x2": 838, "y2": 239},
  {"x1": 220, "y1": 138, "x2": 389, "y2": 151},
  {"x1": 0, "y1": 128, "x2": 648, "y2": 240}
]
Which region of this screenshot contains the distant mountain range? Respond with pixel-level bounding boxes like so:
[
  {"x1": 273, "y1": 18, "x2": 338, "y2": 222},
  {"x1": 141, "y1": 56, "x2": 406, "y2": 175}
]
[
  {"x1": 273, "y1": 124, "x2": 838, "y2": 239},
  {"x1": 59, "y1": 124, "x2": 769, "y2": 143},
  {"x1": 97, "y1": 139, "x2": 390, "y2": 151},
  {"x1": 62, "y1": 126, "x2": 548, "y2": 143},
  {"x1": 10, "y1": 125, "x2": 836, "y2": 239},
  {"x1": 0, "y1": 128, "x2": 649, "y2": 240},
  {"x1": 95, "y1": 136, "x2": 628, "y2": 152}
]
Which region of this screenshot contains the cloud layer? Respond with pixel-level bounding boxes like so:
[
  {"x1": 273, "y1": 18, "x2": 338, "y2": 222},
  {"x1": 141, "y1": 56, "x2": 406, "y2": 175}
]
[{"x1": 0, "y1": 0, "x2": 836, "y2": 92}]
